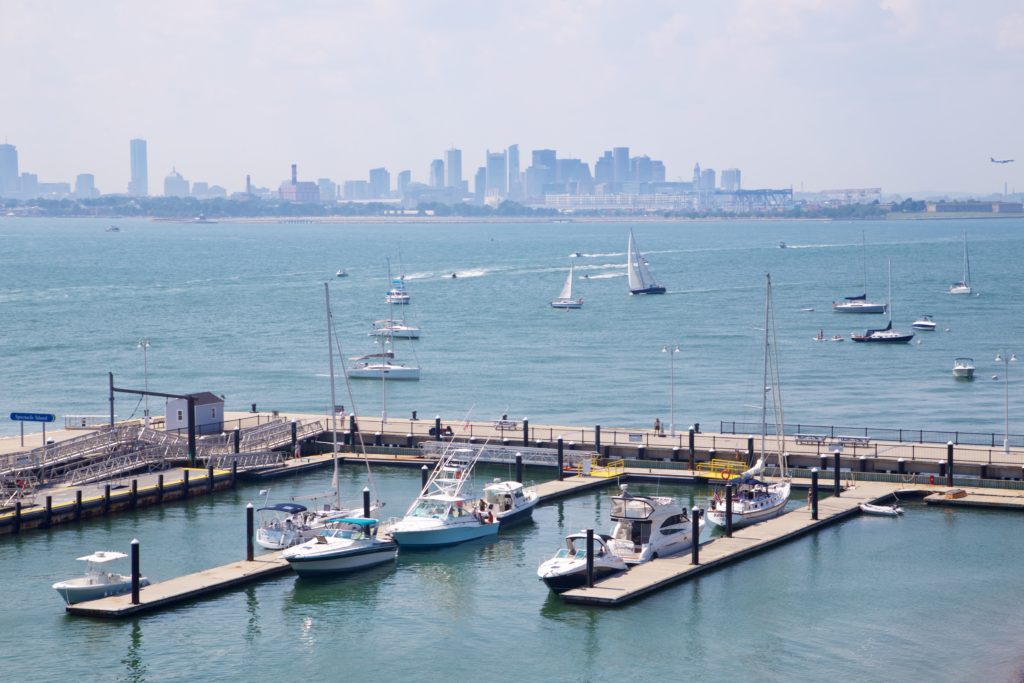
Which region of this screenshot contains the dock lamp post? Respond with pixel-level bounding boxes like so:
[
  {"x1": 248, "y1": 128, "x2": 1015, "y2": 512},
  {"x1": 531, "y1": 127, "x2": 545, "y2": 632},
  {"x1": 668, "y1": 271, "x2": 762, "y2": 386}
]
[
  {"x1": 662, "y1": 343, "x2": 680, "y2": 436},
  {"x1": 996, "y1": 351, "x2": 1016, "y2": 454},
  {"x1": 138, "y1": 338, "x2": 151, "y2": 427}
]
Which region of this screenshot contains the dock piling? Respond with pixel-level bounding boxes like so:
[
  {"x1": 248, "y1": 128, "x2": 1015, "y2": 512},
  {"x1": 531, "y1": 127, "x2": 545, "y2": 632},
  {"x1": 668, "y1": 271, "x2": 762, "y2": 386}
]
[
  {"x1": 834, "y1": 450, "x2": 841, "y2": 496},
  {"x1": 637, "y1": 445, "x2": 646, "y2": 460},
  {"x1": 586, "y1": 528, "x2": 595, "y2": 587},
  {"x1": 725, "y1": 484, "x2": 733, "y2": 537},
  {"x1": 406, "y1": 433, "x2": 413, "y2": 448},
  {"x1": 207, "y1": 466, "x2": 214, "y2": 493},
  {"x1": 130, "y1": 539, "x2": 140, "y2": 605},
  {"x1": 44, "y1": 495, "x2": 52, "y2": 527},
  {"x1": 947, "y1": 442, "x2": 954, "y2": 487},
  {"x1": 435, "y1": 416, "x2": 441, "y2": 441},
  {"x1": 233, "y1": 428, "x2": 241, "y2": 454},
  {"x1": 747, "y1": 435, "x2": 754, "y2": 461},
  {"x1": 515, "y1": 453, "x2": 523, "y2": 483},
  {"x1": 13, "y1": 501, "x2": 21, "y2": 534},
  {"x1": 183, "y1": 469, "x2": 190, "y2": 498},
  {"x1": 421, "y1": 465, "x2": 429, "y2": 491},
  {"x1": 75, "y1": 490, "x2": 82, "y2": 522},
  {"x1": 557, "y1": 438, "x2": 564, "y2": 481},
  {"x1": 595, "y1": 425, "x2": 601, "y2": 453},
  {"x1": 290, "y1": 420, "x2": 298, "y2": 448},
  {"x1": 349, "y1": 414, "x2": 357, "y2": 434},
  {"x1": 859, "y1": 455, "x2": 868, "y2": 473},
  {"x1": 688, "y1": 427, "x2": 695, "y2": 469},
  {"x1": 246, "y1": 503, "x2": 254, "y2": 562},
  {"x1": 897, "y1": 458, "x2": 906, "y2": 475},
  {"x1": 811, "y1": 468, "x2": 819, "y2": 520},
  {"x1": 362, "y1": 487, "x2": 371, "y2": 519},
  {"x1": 374, "y1": 432, "x2": 382, "y2": 447},
  {"x1": 231, "y1": 461, "x2": 237, "y2": 488},
  {"x1": 131, "y1": 479, "x2": 139, "y2": 509},
  {"x1": 523, "y1": 418, "x2": 529, "y2": 447},
  {"x1": 104, "y1": 484, "x2": 111, "y2": 514},
  {"x1": 157, "y1": 474, "x2": 164, "y2": 503},
  {"x1": 690, "y1": 507, "x2": 700, "y2": 565}
]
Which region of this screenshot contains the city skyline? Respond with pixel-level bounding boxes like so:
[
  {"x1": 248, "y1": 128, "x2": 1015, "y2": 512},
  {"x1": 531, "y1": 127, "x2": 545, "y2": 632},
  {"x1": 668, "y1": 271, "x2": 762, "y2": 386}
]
[{"x1": 1, "y1": 1, "x2": 1022, "y2": 195}]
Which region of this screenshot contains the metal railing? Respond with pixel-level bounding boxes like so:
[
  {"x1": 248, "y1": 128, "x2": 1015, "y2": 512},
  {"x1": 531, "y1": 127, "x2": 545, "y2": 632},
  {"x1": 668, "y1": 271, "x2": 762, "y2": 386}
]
[{"x1": 720, "y1": 420, "x2": 1024, "y2": 449}]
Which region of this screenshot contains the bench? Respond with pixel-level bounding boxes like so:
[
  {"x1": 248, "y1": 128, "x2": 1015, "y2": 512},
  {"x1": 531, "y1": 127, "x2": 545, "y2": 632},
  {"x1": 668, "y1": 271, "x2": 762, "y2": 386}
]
[
  {"x1": 493, "y1": 420, "x2": 519, "y2": 430},
  {"x1": 795, "y1": 434, "x2": 827, "y2": 445},
  {"x1": 833, "y1": 435, "x2": 871, "y2": 448}
]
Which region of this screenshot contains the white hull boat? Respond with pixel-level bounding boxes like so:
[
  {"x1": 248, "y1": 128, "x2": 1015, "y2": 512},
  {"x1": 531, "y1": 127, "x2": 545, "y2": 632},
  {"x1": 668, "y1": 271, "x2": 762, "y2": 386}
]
[
  {"x1": 347, "y1": 361, "x2": 420, "y2": 380},
  {"x1": 537, "y1": 532, "x2": 627, "y2": 593},
  {"x1": 52, "y1": 551, "x2": 150, "y2": 605},
  {"x1": 371, "y1": 319, "x2": 420, "y2": 339},
  {"x1": 949, "y1": 232, "x2": 972, "y2": 294},
  {"x1": 551, "y1": 262, "x2": 583, "y2": 309},
  {"x1": 912, "y1": 315, "x2": 937, "y2": 330},
  {"x1": 859, "y1": 502, "x2": 904, "y2": 516},
  {"x1": 952, "y1": 357, "x2": 976, "y2": 380},
  {"x1": 282, "y1": 518, "x2": 398, "y2": 576},
  {"x1": 478, "y1": 479, "x2": 538, "y2": 526},
  {"x1": 607, "y1": 484, "x2": 702, "y2": 564},
  {"x1": 707, "y1": 472, "x2": 790, "y2": 529},
  {"x1": 255, "y1": 501, "x2": 366, "y2": 550},
  {"x1": 626, "y1": 229, "x2": 666, "y2": 295},
  {"x1": 834, "y1": 233, "x2": 885, "y2": 313}
]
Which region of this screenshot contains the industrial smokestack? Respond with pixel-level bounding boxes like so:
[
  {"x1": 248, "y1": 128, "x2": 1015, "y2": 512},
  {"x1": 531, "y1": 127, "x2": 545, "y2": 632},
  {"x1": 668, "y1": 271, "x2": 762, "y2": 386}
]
[{"x1": 291, "y1": 164, "x2": 297, "y2": 185}]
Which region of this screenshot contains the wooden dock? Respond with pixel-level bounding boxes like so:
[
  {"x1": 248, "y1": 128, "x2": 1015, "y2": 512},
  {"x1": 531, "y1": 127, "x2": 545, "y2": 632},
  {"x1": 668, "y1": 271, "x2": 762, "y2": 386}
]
[
  {"x1": 65, "y1": 553, "x2": 290, "y2": 618},
  {"x1": 560, "y1": 481, "x2": 893, "y2": 606}
]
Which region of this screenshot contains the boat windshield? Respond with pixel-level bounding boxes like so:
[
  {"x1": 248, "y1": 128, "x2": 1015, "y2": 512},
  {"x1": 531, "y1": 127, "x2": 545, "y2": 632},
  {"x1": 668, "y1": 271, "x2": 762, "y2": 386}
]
[
  {"x1": 611, "y1": 497, "x2": 655, "y2": 519},
  {"x1": 408, "y1": 500, "x2": 454, "y2": 518}
]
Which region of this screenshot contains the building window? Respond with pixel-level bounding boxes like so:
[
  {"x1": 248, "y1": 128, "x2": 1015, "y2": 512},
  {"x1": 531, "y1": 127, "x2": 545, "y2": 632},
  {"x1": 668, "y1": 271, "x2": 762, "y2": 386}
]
[
  {"x1": 177, "y1": 409, "x2": 183, "y2": 421},
  {"x1": 211, "y1": 408, "x2": 217, "y2": 419}
]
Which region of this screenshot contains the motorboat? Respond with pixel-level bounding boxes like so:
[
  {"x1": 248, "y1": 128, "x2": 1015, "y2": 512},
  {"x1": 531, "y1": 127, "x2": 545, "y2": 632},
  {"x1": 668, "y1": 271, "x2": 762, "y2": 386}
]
[
  {"x1": 477, "y1": 479, "x2": 538, "y2": 526},
  {"x1": 384, "y1": 257, "x2": 410, "y2": 304},
  {"x1": 833, "y1": 232, "x2": 886, "y2": 313},
  {"x1": 851, "y1": 261, "x2": 913, "y2": 344},
  {"x1": 831, "y1": 335, "x2": 844, "y2": 342},
  {"x1": 952, "y1": 357, "x2": 976, "y2": 380},
  {"x1": 813, "y1": 329, "x2": 825, "y2": 342},
  {"x1": 52, "y1": 551, "x2": 150, "y2": 605},
  {"x1": 105, "y1": 225, "x2": 120, "y2": 232},
  {"x1": 778, "y1": 241, "x2": 787, "y2": 248},
  {"x1": 569, "y1": 251, "x2": 582, "y2": 258},
  {"x1": 859, "y1": 502, "x2": 904, "y2": 516},
  {"x1": 707, "y1": 274, "x2": 792, "y2": 531},
  {"x1": 282, "y1": 518, "x2": 398, "y2": 576},
  {"x1": 912, "y1": 315, "x2": 937, "y2": 330},
  {"x1": 606, "y1": 484, "x2": 702, "y2": 564},
  {"x1": 335, "y1": 269, "x2": 348, "y2": 278},
  {"x1": 385, "y1": 448, "x2": 499, "y2": 548},
  {"x1": 626, "y1": 229, "x2": 666, "y2": 295},
  {"x1": 255, "y1": 501, "x2": 363, "y2": 550},
  {"x1": 949, "y1": 232, "x2": 972, "y2": 294},
  {"x1": 551, "y1": 262, "x2": 583, "y2": 309},
  {"x1": 536, "y1": 532, "x2": 627, "y2": 593},
  {"x1": 370, "y1": 319, "x2": 420, "y2": 339}
]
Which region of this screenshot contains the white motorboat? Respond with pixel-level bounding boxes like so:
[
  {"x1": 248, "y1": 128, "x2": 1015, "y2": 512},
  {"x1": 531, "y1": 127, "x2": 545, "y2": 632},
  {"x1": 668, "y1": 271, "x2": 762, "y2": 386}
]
[
  {"x1": 385, "y1": 447, "x2": 499, "y2": 548},
  {"x1": 551, "y1": 262, "x2": 583, "y2": 309},
  {"x1": 254, "y1": 499, "x2": 365, "y2": 550},
  {"x1": 952, "y1": 357, "x2": 976, "y2": 380},
  {"x1": 707, "y1": 274, "x2": 792, "y2": 530},
  {"x1": 335, "y1": 269, "x2": 348, "y2": 278},
  {"x1": 912, "y1": 315, "x2": 937, "y2": 330},
  {"x1": 105, "y1": 225, "x2": 120, "y2": 232},
  {"x1": 949, "y1": 232, "x2": 972, "y2": 294},
  {"x1": 851, "y1": 261, "x2": 914, "y2": 344},
  {"x1": 282, "y1": 518, "x2": 398, "y2": 576},
  {"x1": 859, "y1": 502, "x2": 904, "y2": 516},
  {"x1": 833, "y1": 232, "x2": 886, "y2": 313},
  {"x1": 626, "y1": 229, "x2": 666, "y2": 295},
  {"x1": 370, "y1": 319, "x2": 421, "y2": 339},
  {"x1": 606, "y1": 484, "x2": 702, "y2": 564},
  {"x1": 52, "y1": 551, "x2": 150, "y2": 605},
  {"x1": 477, "y1": 479, "x2": 538, "y2": 526},
  {"x1": 384, "y1": 257, "x2": 410, "y2": 304},
  {"x1": 537, "y1": 532, "x2": 628, "y2": 593}
]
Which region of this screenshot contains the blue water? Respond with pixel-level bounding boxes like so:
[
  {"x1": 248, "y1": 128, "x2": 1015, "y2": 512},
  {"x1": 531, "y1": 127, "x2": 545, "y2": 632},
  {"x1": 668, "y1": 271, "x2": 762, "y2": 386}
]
[{"x1": 2, "y1": 216, "x2": 1022, "y2": 438}]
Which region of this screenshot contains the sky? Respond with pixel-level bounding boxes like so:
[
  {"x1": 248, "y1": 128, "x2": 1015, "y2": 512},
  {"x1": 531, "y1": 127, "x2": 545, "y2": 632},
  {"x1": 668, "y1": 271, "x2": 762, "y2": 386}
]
[{"x1": 1, "y1": 0, "x2": 1022, "y2": 196}]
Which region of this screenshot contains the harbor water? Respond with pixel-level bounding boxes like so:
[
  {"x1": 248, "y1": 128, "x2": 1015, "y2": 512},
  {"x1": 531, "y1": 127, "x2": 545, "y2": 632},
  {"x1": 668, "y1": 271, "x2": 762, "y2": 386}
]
[{"x1": 3, "y1": 216, "x2": 1024, "y2": 681}]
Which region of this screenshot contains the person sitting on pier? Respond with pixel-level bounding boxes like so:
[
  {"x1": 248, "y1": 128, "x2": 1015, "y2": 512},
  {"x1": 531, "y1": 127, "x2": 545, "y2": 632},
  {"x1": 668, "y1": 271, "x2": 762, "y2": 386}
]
[{"x1": 443, "y1": 425, "x2": 454, "y2": 436}]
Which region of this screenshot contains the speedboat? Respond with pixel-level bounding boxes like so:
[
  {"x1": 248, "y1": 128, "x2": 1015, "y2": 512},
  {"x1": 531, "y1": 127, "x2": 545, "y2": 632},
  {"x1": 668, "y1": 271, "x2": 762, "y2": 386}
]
[
  {"x1": 256, "y1": 502, "x2": 315, "y2": 550},
  {"x1": 952, "y1": 357, "x2": 976, "y2": 380},
  {"x1": 778, "y1": 241, "x2": 787, "y2": 249},
  {"x1": 912, "y1": 315, "x2": 936, "y2": 330},
  {"x1": 335, "y1": 269, "x2": 348, "y2": 278},
  {"x1": 536, "y1": 532, "x2": 627, "y2": 593},
  {"x1": 282, "y1": 518, "x2": 398, "y2": 576},
  {"x1": 105, "y1": 225, "x2": 120, "y2": 232},
  {"x1": 52, "y1": 551, "x2": 150, "y2": 605},
  {"x1": 477, "y1": 479, "x2": 538, "y2": 526},
  {"x1": 386, "y1": 449, "x2": 499, "y2": 548},
  {"x1": 370, "y1": 319, "x2": 421, "y2": 339},
  {"x1": 606, "y1": 484, "x2": 702, "y2": 564},
  {"x1": 831, "y1": 335, "x2": 845, "y2": 342},
  {"x1": 859, "y1": 502, "x2": 904, "y2": 516}
]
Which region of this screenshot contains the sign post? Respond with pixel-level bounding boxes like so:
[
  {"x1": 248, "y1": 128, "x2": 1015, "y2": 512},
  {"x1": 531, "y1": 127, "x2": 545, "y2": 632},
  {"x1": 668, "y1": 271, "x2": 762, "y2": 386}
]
[{"x1": 10, "y1": 412, "x2": 56, "y2": 447}]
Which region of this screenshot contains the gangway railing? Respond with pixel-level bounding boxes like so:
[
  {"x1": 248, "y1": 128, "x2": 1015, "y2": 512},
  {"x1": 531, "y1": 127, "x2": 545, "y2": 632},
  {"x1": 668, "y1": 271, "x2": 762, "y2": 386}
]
[
  {"x1": 418, "y1": 441, "x2": 594, "y2": 468},
  {"x1": 202, "y1": 451, "x2": 286, "y2": 471}
]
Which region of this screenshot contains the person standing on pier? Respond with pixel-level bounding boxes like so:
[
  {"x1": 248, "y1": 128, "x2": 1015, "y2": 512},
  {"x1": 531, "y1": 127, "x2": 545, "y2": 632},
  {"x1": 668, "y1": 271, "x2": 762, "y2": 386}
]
[{"x1": 654, "y1": 417, "x2": 662, "y2": 435}]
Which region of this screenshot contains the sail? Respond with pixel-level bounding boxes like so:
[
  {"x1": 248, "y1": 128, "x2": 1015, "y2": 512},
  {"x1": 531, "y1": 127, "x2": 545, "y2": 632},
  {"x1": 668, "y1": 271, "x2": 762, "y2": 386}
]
[
  {"x1": 557, "y1": 264, "x2": 574, "y2": 300},
  {"x1": 627, "y1": 230, "x2": 658, "y2": 290}
]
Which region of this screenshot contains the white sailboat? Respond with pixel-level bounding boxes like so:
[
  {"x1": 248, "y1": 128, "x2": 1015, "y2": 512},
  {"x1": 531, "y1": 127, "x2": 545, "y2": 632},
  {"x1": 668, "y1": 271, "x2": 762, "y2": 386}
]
[
  {"x1": 626, "y1": 229, "x2": 666, "y2": 295},
  {"x1": 551, "y1": 262, "x2": 583, "y2": 309},
  {"x1": 851, "y1": 260, "x2": 914, "y2": 344},
  {"x1": 949, "y1": 232, "x2": 972, "y2": 294},
  {"x1": 706, "y1": 274, "x2": 791, "y2": 529},
  {"x1": 348, "y1": 334, "x2": 420, "y2": 381},
  {"x1": 833, "y1": 233, "x2": 887, "y2": 313}
]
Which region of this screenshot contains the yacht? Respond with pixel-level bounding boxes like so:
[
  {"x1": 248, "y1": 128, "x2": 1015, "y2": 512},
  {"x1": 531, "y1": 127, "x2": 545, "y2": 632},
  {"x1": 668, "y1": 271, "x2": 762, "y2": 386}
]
[
  {"x1": 347, "y1": 351, "x2": 420, "y2": 380},
  {"x1": 370, "y1": 319, "x2": 420, "y2": 339},
  {"x1": 851, "y1": 261, "x2": 914, "y2": 344},
  {"x1": 952, "y1": 357, "x2": 976, "y2": 380},
  {"x1": 536, "y1": 532, "x2": 628, "y2": 593},
  {"x1": 52, "y1": 551, "x2": 150, "y2": 605},
  {"x1": 949, "y1": 232, "x2": 972, "y2": 294},
  {"x1": 833, "y1": 233, "x2": 886, "y2": 313},
  {"x1": 477, "y1": 479, "x2": 538, "y2": 526},
  {"x1": 551, "y1": 262, "x2": 583, "y2": 309},
  {"x1": 912, "y1": 315, "x2": 937, "y2": 331},
  {"x1": 335, "y1": 269, "x2": 348, "y2": 278},
  {"x1": 626, "y1": 229, "x2": 666, "y2": 295},
  {"x1": 606, "y1": 485, "x2": 702, "y2": 564},
  {"x1": 282, "y1": 518, "x2": 398, "y2": 576}
]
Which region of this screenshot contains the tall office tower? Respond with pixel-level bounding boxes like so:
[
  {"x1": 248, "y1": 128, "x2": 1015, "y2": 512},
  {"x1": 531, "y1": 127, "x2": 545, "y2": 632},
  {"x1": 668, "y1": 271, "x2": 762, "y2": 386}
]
[
  {"x1": 473, "y1": 166, "x2": 486, "y2": 203},
  {"x1": 318, "y1": 178, "x2": 338, "y2": 202},
  {"x1": 128, "y1": 138, "x2": 149, "y2": 196},
  {"x1": 721, "y1": 168, "x2": 741, "y2": 191},
  {"x1": 700, "y1": 168, "x2": 716, "y2": 191},
  {"x1": 692, "y1": 163, "x2": 701, "y2": 188},
  {"x1": 445, "y1": 148, "x2": 462, "y2": 189},
  {"x1": 75, "y1": 173, "x2": 97, "y2": 199},
  {"x1": 429, "y1": 159, "x2": 445, "y2": 188},
  {"x1": 631, "y1": 155, "x2": 653, "y2": 183},
  {"x1": 163, "y1": 168, "x2": 189, "y2": 197},
  {"x1": 531, "y1": 148, "x2": 556, "y2": 171},
  {"x1": 369, "y1": 167, "x2": 390, "y2": 198},
  {"x1": 594, "y1": 151, "x2": 614, "y2": 185},
  {"x1": 651, "y1": 160, "x2": 666, "y2": 183},
  {"x1": 612, "y1": 147, "x2": 630, "y2": 183},
  {"x1": 0, "y1": 143, "x2": 18, "y2": 197},
  {"x1": 485, "y1": 150, "x2": 507, "y2": 195},
  {"x1": 397, "y1": 170, "x2": 412, "y2": 196},
  {"x1": 507, "y1": 144, "x2": 520, "y2": 198}
]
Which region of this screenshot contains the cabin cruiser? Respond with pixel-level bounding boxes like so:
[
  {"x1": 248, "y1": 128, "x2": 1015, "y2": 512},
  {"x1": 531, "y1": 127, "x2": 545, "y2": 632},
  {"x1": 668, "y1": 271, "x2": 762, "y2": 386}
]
[
  {"x1": 536, "y1": 532, "x2": 627, "y2": 593},
  {"x1": 912, "y1": 315, "x2": 936, "y2": 331},
  {"x1": 606, "y1": 485, "x2": 702, "y2": 564},
  {"x1": 477, "y1": 479, "x2": 538, "y2": 526}
]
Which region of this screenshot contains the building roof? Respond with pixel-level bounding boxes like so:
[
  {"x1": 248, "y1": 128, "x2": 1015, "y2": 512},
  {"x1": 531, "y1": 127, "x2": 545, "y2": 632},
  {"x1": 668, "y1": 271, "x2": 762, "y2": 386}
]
[{"x1": 186, "y1": 391, "x2": 224, "y2": 405}]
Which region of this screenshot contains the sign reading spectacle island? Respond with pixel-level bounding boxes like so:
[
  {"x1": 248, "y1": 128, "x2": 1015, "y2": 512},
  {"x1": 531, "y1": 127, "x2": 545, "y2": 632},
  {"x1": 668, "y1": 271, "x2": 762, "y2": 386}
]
[{"x1": 10, "y1": 412, "x2": 56, "y2": 423}]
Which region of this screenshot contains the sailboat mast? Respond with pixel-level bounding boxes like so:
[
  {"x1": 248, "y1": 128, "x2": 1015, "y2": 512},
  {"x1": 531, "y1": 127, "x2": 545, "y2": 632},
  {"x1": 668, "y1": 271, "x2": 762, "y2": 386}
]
[
  {"x1": 325, "y1": 282, "x2": 341, "y2": 510},
  {"x1": 887, "y1": 259, "x2": 892, "y2": 323},
  {"x1": 964, "y1": 233, "x2": 971, "y2": 286},
  {"x1": 862, "y1": 231, "x2": 867, "y2": 293},
  {"x1": 761, "y1": 274, "x2": 771, "y2": 462}
]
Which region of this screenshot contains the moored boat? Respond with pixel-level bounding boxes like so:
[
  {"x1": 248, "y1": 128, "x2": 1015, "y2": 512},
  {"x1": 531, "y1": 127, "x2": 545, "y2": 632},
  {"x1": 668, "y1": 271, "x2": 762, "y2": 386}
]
[
  {"x1": 949, "y1": 232, "x2": 972, "y2": 294},
  {"x1": 52, "y1": 551, "x2": 150, "y2": 605},
  {"x1": 859, "y1": 502, "x2": 904, "y2": 516},
  {"x1": 952, "y1": 357, "x2": 976, "y2": 380},
  {"x1": 478, "y1": 479, "x2": 538, "y2": 526},
  {"x1": 537, "y1": 532, "x2": 627, "y2": 593},
  {"x1": 282, "y1": 518, "x2": 398, "y2": 576},
  {"x1": 606, "y1": 484, "x2": 702, "y2": 564},
  {"x1": 912, "y1": 315, "x2": 937, "y2": 330}
]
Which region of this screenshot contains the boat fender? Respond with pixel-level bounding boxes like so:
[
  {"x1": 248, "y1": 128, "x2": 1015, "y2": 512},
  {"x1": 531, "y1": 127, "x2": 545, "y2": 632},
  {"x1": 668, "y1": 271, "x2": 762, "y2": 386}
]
[
  {"x1": 720, "y1": 470, "x2": 730, "y2": 480},
  {"x1": 929, "y1": 474, "x2": 935, "y2": 485}
]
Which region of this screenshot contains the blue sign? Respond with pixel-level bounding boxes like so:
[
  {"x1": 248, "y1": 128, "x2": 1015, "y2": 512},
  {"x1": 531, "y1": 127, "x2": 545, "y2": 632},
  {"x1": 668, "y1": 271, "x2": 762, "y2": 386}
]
[{"x1": 10, "y1": 412, "x2": 56, "y2": 423}]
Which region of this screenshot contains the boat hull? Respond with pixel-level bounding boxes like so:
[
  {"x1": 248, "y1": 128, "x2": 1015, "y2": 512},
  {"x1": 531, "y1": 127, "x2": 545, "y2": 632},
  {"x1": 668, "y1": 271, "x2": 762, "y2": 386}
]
[
  {"x1": 496, "y1": 498, "x2": 537, "y2": 526},
  {"x1": 285, "y1": 543, "x2": 398, "y2": 576},
  {"x1": 539, "y1": 563, "x2": 626, "y2": 593},
  {"x1": 348, "y1": 366, "x2": 420, "y2": 380},
  {"x1": 629, "y1": 286, "x2": 666, "y2": 295},
  {"x1": 706, "y1": 484, "x2": 790, "y2": 530},
  {"x1": 832, "y1": 303, "x2": 887, "y2": 313},
  {"x1": 850, "y1": 334, "x2": 914, "y2": 343},
  {"x1": 550, "y1": 299, "x2": 582, "y2": 309},
  {"x1": 952, "y1": 368, "x2": 975, "y2": 379},
  {"x1": 53, "y1": 576, "x2": 151, "y2": 605},
  {"x1": 390, "y1": 521, "x2": 498, "y2": 548}
]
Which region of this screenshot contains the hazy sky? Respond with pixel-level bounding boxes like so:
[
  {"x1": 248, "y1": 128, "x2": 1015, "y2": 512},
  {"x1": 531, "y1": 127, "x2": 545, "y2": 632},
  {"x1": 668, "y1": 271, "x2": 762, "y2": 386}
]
[{"x1": 2, "y1": 0, "x2": 1022, "y2": 196}]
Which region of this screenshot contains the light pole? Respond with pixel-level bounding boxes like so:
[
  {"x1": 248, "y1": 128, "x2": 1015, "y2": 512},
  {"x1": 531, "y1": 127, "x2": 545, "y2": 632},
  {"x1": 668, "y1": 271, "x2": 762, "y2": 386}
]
[
  {"x1": 996, "y1": 351, "x2": 1016, "y2": 454},
  {"x1": 662, "y1": 343, "x2": 680, "y2": 436},
  {"x1": 137, "y1": 338, "x2": 151, "y2": 427}
]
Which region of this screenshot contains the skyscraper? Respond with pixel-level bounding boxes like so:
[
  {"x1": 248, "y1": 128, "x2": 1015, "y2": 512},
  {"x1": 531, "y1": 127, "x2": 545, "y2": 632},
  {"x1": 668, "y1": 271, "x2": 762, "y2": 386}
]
[
  {"x1": 164, "y1": 168, "x2": 189, "y2": 197},
  {"x1": 700, "y1": 168, "x2": 716, "y2": 191},
  {"x1": 429, "y1": 159, "x2": 445, "y2": 188},
  {"x1": 507, "y1": 144, "x2": 520, "y2": 199},
  {"x1": 594, "y1": 151, "x2": 614, "y2": 185},
  {"x1": 485, "y1": 150, "x2": 507, "y2": 195},
  {"x1": 129, "y1": 139, "x2": 148, "y2": 196},
  {"x1": 473, "y1": 167, "x2": 486, "y2": 203},
  {"x1": 721, "y1": 168, "x2": 742, "y2": 191},
  {"x1": 397, "y1": 170, "x2": 412, "y2": 196},
  {"x1": 445, "y1": 148, "x2": 462, "y2": 189},
  {"x1": 613, "y1": 147, "x2": 630, "y2": 183},
  {"x1": 369, "y1": 167, "x2": 390, "y2": 198},
  {"x1": 74, "y1": 173, "x2": 97, "y2": 199},
  {"x1": 0, "y1": 144, "x2": 19, "y2": 197}
]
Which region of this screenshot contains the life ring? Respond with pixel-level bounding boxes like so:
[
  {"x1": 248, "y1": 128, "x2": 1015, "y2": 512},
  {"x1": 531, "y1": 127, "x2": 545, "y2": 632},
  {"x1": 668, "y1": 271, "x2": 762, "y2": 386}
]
[{"x1": 720, "y1": 470, "x2": 730, "y2": 480}]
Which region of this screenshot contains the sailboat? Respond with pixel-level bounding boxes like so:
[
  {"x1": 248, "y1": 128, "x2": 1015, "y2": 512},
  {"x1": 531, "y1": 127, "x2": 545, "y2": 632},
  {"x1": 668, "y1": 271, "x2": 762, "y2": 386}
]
[
  {"x1": 706, "y1": 274, "x2": 791, "y2": 530},
  {"x1": 372, "y1": 263, "x2": 421, "y2": 338},
  {"x1": 551, "y1": 262, "x2": 583, "y2": 309},
  {"x1": 851, "y1": 260, "x2": 914, "y2": 343},
  {"x1": 348, "y1": 336, "x2": 421, "y2": 380},
  {"x1": 626, "y1": 229, "x2": 666, "y2": 295},
  {"x1": 833, "y1": 233, "x2": 886, "y2": 313},
  {"x1": 949, "y1": 232, "x2": 972, "y2": 294}
]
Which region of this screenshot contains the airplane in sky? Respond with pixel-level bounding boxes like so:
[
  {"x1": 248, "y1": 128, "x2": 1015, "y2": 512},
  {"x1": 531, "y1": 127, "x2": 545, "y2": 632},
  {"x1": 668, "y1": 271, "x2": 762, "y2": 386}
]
[{"x1": 991, "y1": 157, "x2": 1014, "y2": 164}]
